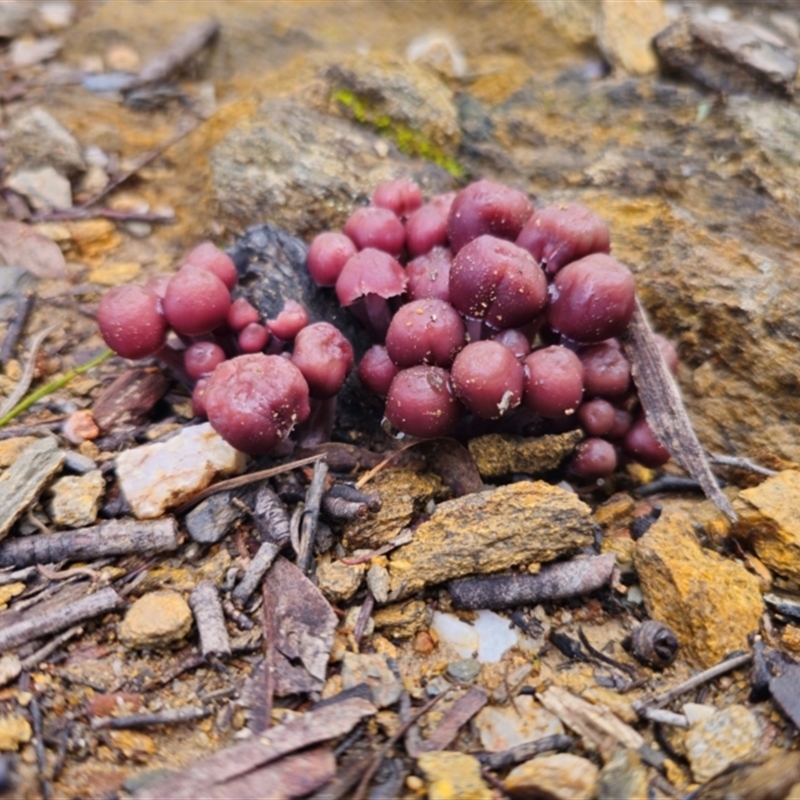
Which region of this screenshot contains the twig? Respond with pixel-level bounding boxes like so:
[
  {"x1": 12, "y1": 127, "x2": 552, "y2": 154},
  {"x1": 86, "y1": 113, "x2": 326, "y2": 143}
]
[
  {"x1": 231, "y1": 541, "x2": 281, "y2": 608},
  {"x1": 621, "y1": 298, "x2": 737, "y2": 521},
  {"x1": 636, "y1": 707, "x2": 689, "y2": 728},
  {"x1": 0, "y1": 324, "x2": 58, "y2": 419},
  {"x1": 296, "y1": 459, "x2": 328, "y2": 575},
  {"x1": 577, "y1": 626, "x2": 638, "y2": 678},
  {"x1": 91, "y1": 705, "x2": 211, "y2": 730},
  {"x1": 174, "y1": 454, "x2": 325, "y2": 514},
  {"x1": 353, "y1": 591, "x2": 375, "y2": 647},
  {"x1": 0, "y1": 291, "x2": 33, "y2": 365},
  {"x1": 189, "y1": 581, "x2": 231, "y2": 658},
  {"x1": 0, "y1": 518, "x2": 180, "y2": 569},
  {"x1": 476, "y1": 733, "x2": 575, "y2": 771},
  {"x1": 710, "y1": 454, "x2": 778, "y2": 477},
  {"x1": 0, "y1": 348, "x2": 112, "y2": 428},
  {"x1": 30, "y1": 208, "x2": 175, "y2": 224},
  {"x1": 19, "y1": 626, "x2": 83, "y2": 671},
  {"x1": 351, "y1": 691, "x2": 447, "y2": 800},
  {"x1": 260, "y1": 581, "x2": 276, "y2": 732},
  {"x1": 0, "y1": 586, "x2": 123, "y2": 651},
  {"x1": 338, "y1": 530, "x2": 414, "y2": 566},
  {"x1": 29, "y1": 691, "x2": 51, "y2": 800},
  {"x1": 632, "y1": 652, "x2": 752, "y2": 713},
  {"x1": 354, "y1": 440, "x2": 420, "y2": 490}
]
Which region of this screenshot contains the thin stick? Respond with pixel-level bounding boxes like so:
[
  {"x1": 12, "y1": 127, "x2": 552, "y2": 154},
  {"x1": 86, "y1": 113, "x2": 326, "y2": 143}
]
[
  {"x1": 632, "y1": 652, "x2": 752, "y2": 713},
  {"x1": 19, "y1": 625, "x2": 83, "y2": 671},
  {"x1": 0, "y1": 348, "x2": 113, "y2": 428},
  {"x1": 91, "y1": 705, "x2": 210, "y2": 730},
  {"x1": 351, "y1": 691, "x2": 447, "y2": 800},
  {"x1": 0, "y1": 291, "x2": 33, "y2": 365},
  {"x1": 0, "y1": 324, "x2": 58, "y2": 418},
  {"x1": 31, "y1": 208, "x2": 175, "y2": 224},
  {"x1": 354, "y1": 441, "x2": 420, "y2": 490},
  {"x1": 710, "y1": 454, "x2": 779, "y2": 477},
  {"x1": 174, "y1": 454, "x2": 325, "y2": 514}
]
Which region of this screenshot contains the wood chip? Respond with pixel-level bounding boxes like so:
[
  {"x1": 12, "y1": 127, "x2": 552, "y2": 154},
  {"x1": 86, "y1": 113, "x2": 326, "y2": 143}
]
[
  {"x1": 411, "y1": 686, "x2": 488, "y2": 755},
  {"x1": 0, "y1": 436, "x2": 64, "y2": 540},
  {"x1": 0, "y1": 586, "x2": 123, "y2": 651},
  {"x1": 537, "y1": 685, "x2": 644, "y2": 762},
  {"x1": 135, "y1": 694, "x2": 376, "y2": 799},
  {"x1": 621, "y1": 298, "x2": 736, "y2": 521}
]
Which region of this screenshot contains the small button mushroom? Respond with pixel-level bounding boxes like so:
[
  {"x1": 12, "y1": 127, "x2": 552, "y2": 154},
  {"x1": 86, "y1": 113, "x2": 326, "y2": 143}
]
[
  {"x1": 203, "y1": 354, "x2": 311, "y2": 455},
  {"x1": 344, "y1": 206, "x2": 406, "y2": 256},
  {"x1": 290, "y1": 322, "x2": 354, "y2": 399},
  {"x1": 385, "y1": 365, "x2": 462, "y2": 438},
  {"x1": 385, "y1": 298, "x2": 466, "y2": 369},
  {"x1": 97, "y1": 284, "x2": 167, "y2": 359},
  {"x1": 522, "y1": 345, "x2": 585, "y2": 419},
  {"x1": 162, "y1": 265, "x2": 232, "y2": 336}
]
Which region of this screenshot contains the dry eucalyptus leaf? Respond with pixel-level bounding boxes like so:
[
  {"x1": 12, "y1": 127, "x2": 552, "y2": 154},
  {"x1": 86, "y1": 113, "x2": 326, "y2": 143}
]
[
  {"x1": 0, "y1": 220, "x2": 67, "y2": 279},
  {"x1": 621, "y1": 298, "x2": 736, "y2": 521}
]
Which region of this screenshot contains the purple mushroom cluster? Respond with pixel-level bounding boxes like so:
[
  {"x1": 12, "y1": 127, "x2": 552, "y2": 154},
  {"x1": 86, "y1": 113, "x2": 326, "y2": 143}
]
[
  {"x1": 96, "y1": 176, "x2": 675, "y2": 479},
  {"x1": 307, "y1": 177, "x2": 673, "y2": 479},
  {"x1": 97, "y1": 243, "x2": 354, "y2": 455}
]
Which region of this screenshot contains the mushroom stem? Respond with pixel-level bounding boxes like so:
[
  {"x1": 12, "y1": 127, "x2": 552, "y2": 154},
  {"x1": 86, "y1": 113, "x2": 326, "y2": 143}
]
[{"x1": 296, "y1": 396, "x2": 338, "y2": 447}]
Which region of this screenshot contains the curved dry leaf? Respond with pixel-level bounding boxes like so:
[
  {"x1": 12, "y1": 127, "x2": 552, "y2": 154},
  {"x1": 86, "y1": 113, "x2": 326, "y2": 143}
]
[{"x1": 0, "y1": 221, "x2": 66, "y2": 279}]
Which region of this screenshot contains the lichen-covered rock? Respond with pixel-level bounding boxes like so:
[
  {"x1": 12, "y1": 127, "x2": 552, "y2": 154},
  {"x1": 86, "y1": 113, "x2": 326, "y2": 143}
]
[
  {"x1": 504, "y1": 753, "x2": 599, "y2": 800},
  {"x1": 315, "y1": 557, "x2": 366, "y2": 603},
  {"x1": 634, "y1": 510, "x2": 763, "y2": 667},
  {"x1": 211, "y1": 98, "x2": 454, "y2": 237},
  {"x1": 387, "y1": 481, "x2": 594, "y2": 601},
  {"x1": 342, "y1": 468, "x2": 442, "y2": 550},
  {"x1": 118, "y1": 590, "x2": 193, "y2": 650},
  {"x1": 685, "y1": 704, "x2": 762, "y2": 783},
  {"x1": 48, "y1": 469, "x2": 104, "y2": 528},
  {"x1": 7, "y1": 106, "x2": 85, "y2": 175},
  {"x1": 416, "y1": 751, "x2": 492, "y2": 800},
  {"x1": 474, "y1": 695, "x2": 564, "y2": 752},
  {"x1": 735, "y1": 470, "x2": 800, "y2": 583},
  {"x1": 467, "y1": 431, "x2": 583, "y2": 479},
  {"x1": 372, "y1": 599, "x2": 431, "y2": 638}
]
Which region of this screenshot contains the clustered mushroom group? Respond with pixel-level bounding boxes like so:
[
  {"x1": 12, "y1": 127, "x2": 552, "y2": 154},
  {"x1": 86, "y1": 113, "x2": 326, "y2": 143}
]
[{"x1": 97, "y1": 177, "x2": 674, "y2": 479}]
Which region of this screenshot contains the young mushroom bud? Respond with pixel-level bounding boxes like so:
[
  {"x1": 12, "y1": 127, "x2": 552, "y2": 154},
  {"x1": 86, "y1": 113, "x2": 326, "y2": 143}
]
[
  {"x1": 450, "y1": 235, "x2": 548, "y2": 330},
  {"x1": 623, "y1": 415, "x2": 670, "y2": 468},
  {"x1": 547, "y1": 254, "x2": 636, "y2": 343},
  {"x1": 516, "y1": 202, "x2": 610, "y2": 275},
  {"x1": 97, "y1": 284, "x2": 167, "y2": 359},
  {"x1": 372, "y1": 178, "x2": 423, "y2": 217},
  {"x1": 385, "y1": 298, "x2": 466, "y2": 369},
  {"x1": 447, "y1": 179, "x2": 533, "y2": 253},
  {"x1": 570, "y1": 437, "x2": 618, "y2": 479},
  {"x1": 358, "y1": 345, "x2": 399, "y2": 397},
  {"x1": 306, "y1": 231, "x2": 357, "y2": 288},
  {"x1": 522, "y1": 345, "x2": 584, "y2": 419},
  {"x1": 335, "y1": 248, "x2": 407, "y2": 341},
  {"x1": 385, "y1": 365, "x2": 462, "y2": 438},
  {"x1": 162, "y1": 266, "x2": 232, "y2": 336},
  {"x1": 578, "y1": 340, "x2": 632, "y2": 399},
  {"x1": 203, "y1": 353, "x2": 311, "y2": 455},
  {"x1": 344, "y1": 206, "x2": 406, "y2": 256},
  {"x1": 405, "y1": 247, "x2": 453, "y2": 303},
  {"x1": 450, "y1": 340, "x2": 524, "y2": 419},
  {"x1": 183, "y1": 241, "x2": 238, "y2": 290},
  {"x1": 290, "y1": 322, "x2": 354, "y2": 399}
]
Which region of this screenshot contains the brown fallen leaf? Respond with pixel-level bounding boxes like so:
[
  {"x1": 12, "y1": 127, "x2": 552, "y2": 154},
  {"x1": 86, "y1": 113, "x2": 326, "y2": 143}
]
[
  {"x1": 621, "y1": 298, "x2": 736, "y2": 521},
  {"x1": 0, "y1": 220, "x2": 66, "y2": 279}
]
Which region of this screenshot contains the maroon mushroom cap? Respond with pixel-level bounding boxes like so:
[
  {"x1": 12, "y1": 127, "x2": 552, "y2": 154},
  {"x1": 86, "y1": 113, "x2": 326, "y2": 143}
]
[
  {"x1": 578, "y1": 340, "x2": 632, "y2": 399},
  {"x1": 449, "y1": 235, "x2": 548, "y2": 330},
  {"x1": 447, "y1": 179, "x2": 534, "y2": 253},
  {"x1": 267, "y1": 299, "x2": 309, "y2": 341},
  {"x1": 335, "y1": 248, "x2": 408, "y2": 340},
  {"x1": 623, "y1": 415, "x2": 670, "y2": 468},
  {"x1": 203, "y1": 353, "x2": 311, "y2": 455},
  {"x1": 372, "y1": 178, "x2": 423, "y2": 217},
  {"x1": 97, "y1": 284, "x2": 167, "y2": 360},
  {"x1": 162, "y1": 265, "x2": 232, "y2": 337},
  {"x1": 450, "y1": 340, "x2": 524, "y2": 419},
  {"x1": 405, "y1": 204, "x2": 449, "y2": 257},
  {"x1": 358, "y1": 344, "x2": 399, "y2": 397},
  {"x1": 183, "y1": 241, "x2": 238, "y2": 290},
  {"x1": 184, "y1": 341, "x2": 227, "y2": 381},
  {"x1": 406, "y1": 247, "x2": 453, "y2": 303},
  {"x1": 522, "y1": 345, "x2": 585, "y2": 419},
  {"x1": 306, "y1": 231, "x2": 357, "y2": 288},
  {"x1": 290, "y1": 321, "x2": 354, "y2": 399},
  {"x1": 571, "y1": 437, "x2": 618, "y2": 479},
  {"x1": 385, "y1": 365, "x2": 462, "y2": 438},
  {"x1": 344, "y1": 206, "x2": 406, "y2": 255},
  {"x1": 516, "y1": 202, "x2": 610, "y2": 275},
  {"x1": 385, "y1": 298, "x2": 466, "y2": 369},
  {"x1": 547, "y1": 254, "x2": 636, "y2": 343}
]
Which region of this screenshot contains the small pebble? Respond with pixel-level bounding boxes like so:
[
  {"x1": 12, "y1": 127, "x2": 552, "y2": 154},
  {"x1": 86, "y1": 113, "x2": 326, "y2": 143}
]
[
  {"x1": 473, "y1": 695, "x2": 564, "y2": 752},
  {"x1": 36, "y1": 1, "x2": 74, "y2": 30},
  {"x1": 685, "y1": 704, "x2": 762, "y2": 783},
  {"x1": 446, "y1": 658, "x2": 481, "y2": 684},
  {"x1": 505, "y1": 753, "x2": 599, "y2": 800},
  {"x1": 104, "y1": 43, "x2": 140, "y2": 72},
  {"x1": 115, "y1": 422, "x2": 246, "y2": 519},
  {"x1": 416, "y1": 751, "x2": 492, "y2": 800},
  {"x1": 0, "y1": 714, "x2": 32, "y2": 751},
  {"x1": 340, "y1": 652, "x2": 402, "y2": 708},
  {"x1": 315, "y1": 558, "x2": 366, "y2": 603},
  {"x1": 118, "y1": 590, "x2": 193, "y2": 649},
  {"x1": 9, "y1": 36, "x2": 61, "y2": 67},
  {"x1": 47, "y1": 469, "x2": 104, "y2": 528},
  {"x1": 6, "y1": 166, "x2": 72, "y2": 211}
]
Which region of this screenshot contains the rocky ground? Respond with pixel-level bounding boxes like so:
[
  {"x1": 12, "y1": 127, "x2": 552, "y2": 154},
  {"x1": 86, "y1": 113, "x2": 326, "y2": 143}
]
[{"x1": 2, "y1": 1, "x2": 800, "y2": 798}]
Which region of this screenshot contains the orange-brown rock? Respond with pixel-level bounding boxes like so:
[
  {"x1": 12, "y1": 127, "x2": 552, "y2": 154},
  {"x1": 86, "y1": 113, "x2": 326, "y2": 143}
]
[
  {"x1": 735, "y1": 470, "x2": 800, "y2": 583},
  {"x1": 634, "y1": 510, "x2": 763, "y2": 667}
]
